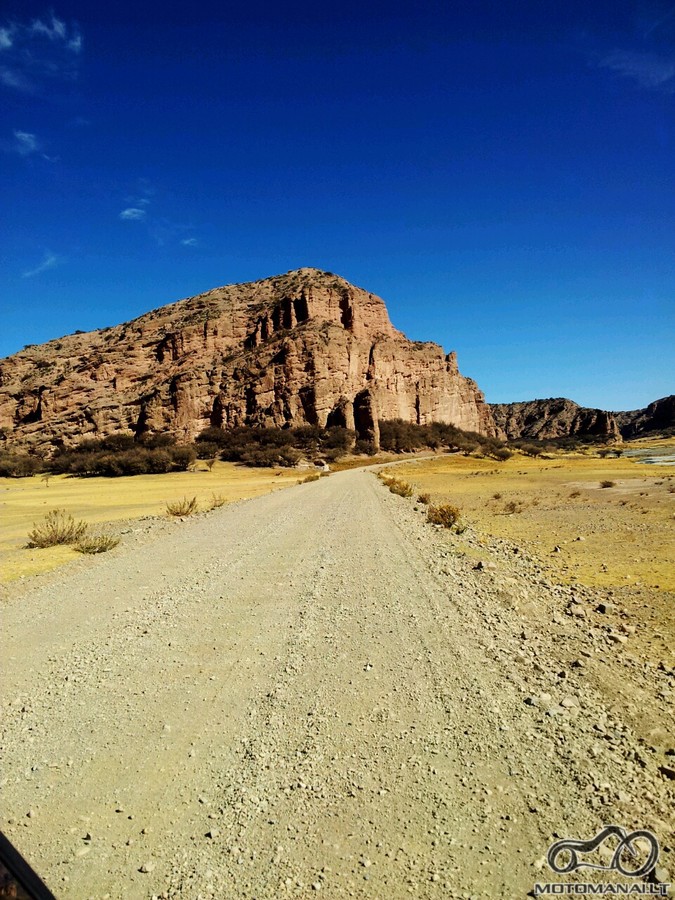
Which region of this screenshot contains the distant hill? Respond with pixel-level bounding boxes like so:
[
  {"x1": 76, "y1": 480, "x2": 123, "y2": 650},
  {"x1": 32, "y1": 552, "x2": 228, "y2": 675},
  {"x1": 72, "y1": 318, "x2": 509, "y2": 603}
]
[
  {"x1": 490, "y1": 396, "x2": 675, "y2": 442},
  {"x1": 614, "y1": 395, "x2": 675, "y2": 439}
]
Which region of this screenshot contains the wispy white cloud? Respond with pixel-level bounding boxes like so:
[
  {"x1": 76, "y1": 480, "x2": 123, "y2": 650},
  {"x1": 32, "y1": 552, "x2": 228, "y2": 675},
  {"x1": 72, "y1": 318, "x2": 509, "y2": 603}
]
[
  {"x1": 119, "y1": 207, "x2": 147, "y2": 221},
  {"x1": 643, "y1": 4, "x2": 675, "y2": 38},
  {"x1": 119, "y1": 181, "x2": 200, "y2": 247},
  {"x1": 599, "y1": 49, "x2": 675, "y2": 91},
  {"x1": 0, "y1": 13, "x2": 82, "y2": 94},
  {"x1": 30, "y1": 15, "x2": 67, "y2": 42},
  {"x1": 0, "y1": 66, "x2": 29, "y2": 90},
  {"x1": 13, "y1": 129, "x2": 38, "y2": 155},
  {"x1": 22, "y1": 251, "x2": 61, "y2": 279},
  {"x1": 2, "y1": 129, "x2": 58, "y2": 161}
]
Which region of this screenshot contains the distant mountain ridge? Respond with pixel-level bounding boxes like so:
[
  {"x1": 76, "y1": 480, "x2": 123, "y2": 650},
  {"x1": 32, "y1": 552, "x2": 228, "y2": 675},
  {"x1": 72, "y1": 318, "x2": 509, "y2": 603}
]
[{"x1": 490, "y1": 396, "x2": 675, "y2": 442}]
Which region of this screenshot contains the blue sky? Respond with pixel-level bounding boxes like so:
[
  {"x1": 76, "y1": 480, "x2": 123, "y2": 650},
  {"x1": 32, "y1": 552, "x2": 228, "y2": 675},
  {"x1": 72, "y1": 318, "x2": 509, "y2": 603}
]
[{"x1": 1, "y1": 0, "x2": 673, "y2": 411}]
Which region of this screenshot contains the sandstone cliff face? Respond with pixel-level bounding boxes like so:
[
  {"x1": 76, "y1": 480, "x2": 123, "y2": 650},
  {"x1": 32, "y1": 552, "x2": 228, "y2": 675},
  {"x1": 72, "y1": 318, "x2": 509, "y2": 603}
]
[
  {"x1": 614, "y1": 395, "x2": 675, "y2": 438},
  {"x1": 0, "y1": 268, "x2": 494, "y2": 452},
  {"x1": 490, "y1": 399, "x2": 621, "y2": 442}
]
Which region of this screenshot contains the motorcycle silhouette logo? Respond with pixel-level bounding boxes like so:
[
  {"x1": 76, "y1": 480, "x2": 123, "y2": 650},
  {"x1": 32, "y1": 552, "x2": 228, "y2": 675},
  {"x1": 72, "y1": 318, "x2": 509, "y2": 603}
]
[{"x1": 547, "y1": 825, "x2": 659, "y2": 878}]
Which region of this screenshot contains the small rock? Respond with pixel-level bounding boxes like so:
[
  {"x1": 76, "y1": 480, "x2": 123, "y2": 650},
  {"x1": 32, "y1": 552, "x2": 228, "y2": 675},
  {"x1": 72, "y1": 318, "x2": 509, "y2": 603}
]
[
  {"x1": 206, "y1": 828, "x2": 220, "y2": 839},
  {"x1": 139, "y1": 862, "x2": 155, "y2": 874},
  {"x1": 649, "y1": 867, "x2": 671, "y2": 885},
  {"x1": 608, "y1": 633, "x2": 627, "y2": 644}
]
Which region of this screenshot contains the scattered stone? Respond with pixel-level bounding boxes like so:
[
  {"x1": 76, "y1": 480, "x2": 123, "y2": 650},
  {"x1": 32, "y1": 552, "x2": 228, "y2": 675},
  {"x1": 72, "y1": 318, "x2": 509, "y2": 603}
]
[
  {"x1": 560, "y1": 696, "x2": 579, "y2": 709},
  {"x1": 139, "y1": 862, "x2": 155, "y2": 874}
]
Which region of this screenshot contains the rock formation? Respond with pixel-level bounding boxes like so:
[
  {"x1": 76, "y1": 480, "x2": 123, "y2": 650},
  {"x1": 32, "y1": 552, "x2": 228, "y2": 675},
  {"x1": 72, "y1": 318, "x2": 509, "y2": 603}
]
[
  {"x1": 490, "y1": 399, "x2": 621, "y2": 442},
  {"x1": 0, "y1": 268, "x2": 494, "y2": 453},
  {"x1": 614, "y1": 395, "x2": 675, "y2": 438}
]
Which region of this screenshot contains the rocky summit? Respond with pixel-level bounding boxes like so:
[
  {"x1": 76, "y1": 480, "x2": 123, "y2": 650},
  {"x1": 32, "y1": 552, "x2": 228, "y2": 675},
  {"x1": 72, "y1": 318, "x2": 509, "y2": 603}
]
[
  {"x1": 0, "y1": 268, "x2": 494, "y2": 452},
  {"x1": 490, "y1": 398, "x2": 621, "y2": 442}
]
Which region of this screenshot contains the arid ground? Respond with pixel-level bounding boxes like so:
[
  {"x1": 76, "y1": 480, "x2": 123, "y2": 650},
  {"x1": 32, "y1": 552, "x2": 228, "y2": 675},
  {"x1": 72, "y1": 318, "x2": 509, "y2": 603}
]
[{"x1": 1, "y1": 448, "x2": 673, "y2": 898}]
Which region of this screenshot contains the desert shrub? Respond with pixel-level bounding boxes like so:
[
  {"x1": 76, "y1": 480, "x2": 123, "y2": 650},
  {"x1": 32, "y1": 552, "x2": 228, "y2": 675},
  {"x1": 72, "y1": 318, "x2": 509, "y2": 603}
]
[
  {"x1": 492, "y1": 492, "x2": 502, "y2": 500},
  {"x1": 427, "y1": 504, "x2": 461, "y2": 528},
  {"x1": 195, "y1": 426, "x2": 231, "y2": 447},
  {"x1": 504, "y1": 499, "x2": 524, "y2": 514},
  {"x1": 417, "y1": 492, "x2": 431, "y2": 504},
  {"x1": 26, "y1": 509, "x2": 88, "y2": 548},
  {"x1": 302, "y1": 473, "x2": 320, "y2": 483},
  {"x1": 0, "y1": 452, "x2": 43, "y2": 477},
  {"x1": 519, "y1": 443, "x2": 543, "y2": 457},
  {"x1": 198, "y1": 425, "x2": 354, "y2": 467},
  {"x1": 569, "y1": 490, "x2": 581, "y2": 498},
  {"x1": 290, "y1": 425, "x2": 324, "y2": 451},
  {"x1": 74, "y1": 534, "x2": 120, "y2": 554},
  {"x1": 492, "y1": 447, "x2": 512, "y2": 461},
  {"x1": 208, "y1": 493, "x2": 226, "y2": 509},
  {"x1": 239, "y1": 445, "x2": 301, "y2": 468},
  {"x1": 166, "y1": 496, "x2": 199, "y2": 516},
  {"x1": 170, "y1": 445, "x2": 197, "y2": 471},
  {"x1": 138, "y1": 432, "x2": 176, "y2": 449},
  {"x1": 49, "y1": 441, "x2": 194, "y2": 476},
  {"x1": 354, "y1": 439, "x2": 376, "y2": 455},
  {"x1": 195, "y1": 441, "x2": 221, "y2": 460},
  {"x1": 600, "y1": 480, "x2": 616, "y2": 488},
  {"x1": 388, "y1": 478, "x2": 413, "y2": 498},
  {"x1": 322, "y1": 426, "x2": 353, "y2": 452}
]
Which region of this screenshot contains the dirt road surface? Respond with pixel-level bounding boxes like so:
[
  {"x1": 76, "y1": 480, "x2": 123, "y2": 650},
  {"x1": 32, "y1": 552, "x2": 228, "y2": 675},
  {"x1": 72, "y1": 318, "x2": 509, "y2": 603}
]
[{"x1": 2, "y1": 469, "x2": 673, "y2": 898}]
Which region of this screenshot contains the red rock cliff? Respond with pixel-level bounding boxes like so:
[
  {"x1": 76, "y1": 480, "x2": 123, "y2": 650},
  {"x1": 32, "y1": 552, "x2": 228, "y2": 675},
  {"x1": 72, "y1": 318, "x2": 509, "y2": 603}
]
[{"x1": 0, "y1": 268, "x2": 495, "y2": 451}]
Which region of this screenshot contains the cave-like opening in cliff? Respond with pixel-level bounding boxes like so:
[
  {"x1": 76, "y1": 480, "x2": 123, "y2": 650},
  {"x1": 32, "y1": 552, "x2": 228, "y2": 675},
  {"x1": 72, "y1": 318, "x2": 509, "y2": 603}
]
[
  {"x1": 353, "y1": 390, "x2": 377, "y2": 443},
  {"x1": 299, "y1": 386, "x2": 319, "y2": 425},
  {"x1": 210, "y1": 396, "x2": 225, "y2": 428},
  {"x1": 339, "y1": 295, "x2": 354, "y2": 330},
  {"x1": 281, "y1": 297, "x2": 294, "y2": 329},
  {"x1": 245, "y1": 386, "x2": 258, "y2": 417},
  {"x1": 294, "y1": 294, "x2": 309, "y2": 324},
  {"x1": 326, "y1": 405, "x2": 347, "y2": 429}
]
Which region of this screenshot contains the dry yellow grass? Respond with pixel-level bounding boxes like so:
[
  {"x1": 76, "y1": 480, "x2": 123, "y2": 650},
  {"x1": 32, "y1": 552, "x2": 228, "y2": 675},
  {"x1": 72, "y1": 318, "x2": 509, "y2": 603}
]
[
  {"x1": 391, "y1": 440, "x2": 675, "y2": 592},
  {"x1": 0, "y1": 461, "x2": 299, "y2": 582}
]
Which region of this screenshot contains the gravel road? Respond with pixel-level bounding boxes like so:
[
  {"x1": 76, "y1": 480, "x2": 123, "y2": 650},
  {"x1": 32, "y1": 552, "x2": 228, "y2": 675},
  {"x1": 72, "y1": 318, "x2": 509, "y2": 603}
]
[{"x1": 1, "y1": 469, "x2": 673, "y2": 899}]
